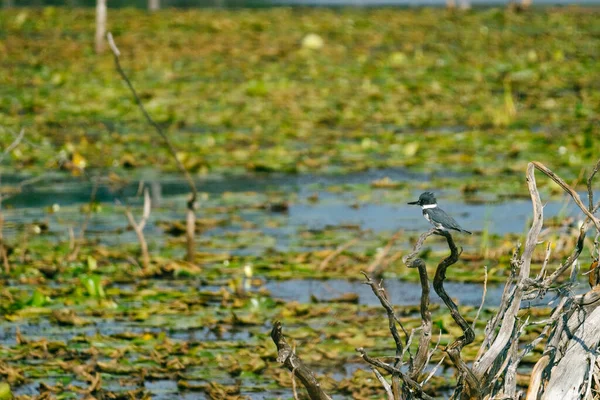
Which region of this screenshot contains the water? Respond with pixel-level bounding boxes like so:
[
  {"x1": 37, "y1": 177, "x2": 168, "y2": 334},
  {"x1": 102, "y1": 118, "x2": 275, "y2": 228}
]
[
  {"x1": 266, "y1": 278, "x2": 498, "y2": 306},
  {"x1": 0, "y1": 169, "x2": 591, "y2": 399},
  {"x1": 1, "y1": 169, "x2": 590, "y2": 256}
]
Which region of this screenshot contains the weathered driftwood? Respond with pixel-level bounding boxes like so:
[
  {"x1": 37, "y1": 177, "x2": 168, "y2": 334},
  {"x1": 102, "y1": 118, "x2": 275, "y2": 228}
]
[
  {"x1": 473, "y1": 163, "x2": 543, "y2": 384},
  {"x1": 541, "y1": 288, "x2": 600, "y2": 399},
  {"x1": 271, "y1": 159, "x2": 600, "y2": 400}
]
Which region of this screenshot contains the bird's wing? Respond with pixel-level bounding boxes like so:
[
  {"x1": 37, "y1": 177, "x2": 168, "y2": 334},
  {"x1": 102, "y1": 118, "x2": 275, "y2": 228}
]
[{"x1": 428, "y1": 208, "x2": 464, "y2": 231}]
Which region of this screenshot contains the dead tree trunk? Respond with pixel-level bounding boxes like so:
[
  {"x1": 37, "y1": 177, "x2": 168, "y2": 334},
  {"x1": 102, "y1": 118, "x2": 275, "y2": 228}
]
[
  {"x1": 148, "y1": 0, "x2": 160, "y2": 11},
  {"x1": 95, "y1": 0, "x2": 107, "y2": 54}
]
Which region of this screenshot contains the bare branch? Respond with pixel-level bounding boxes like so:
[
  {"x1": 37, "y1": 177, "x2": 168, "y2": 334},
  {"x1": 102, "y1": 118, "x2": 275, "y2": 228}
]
[
  {"x1": 532, "y1": 161, "x2": 600, "y2": 231},
  {"x1": 271, "y1": 321, "x2": 332, "y2": 400},
  {"x1": 410, "y1": 257, "x2": 432, "y2": 379},
  {"x1": 538, "y1": 242, "x2": 551, "y2": 280},
  {"x1": 291, "y1": 365, "x2": 300, "y2": 400},
  {"x1": 367, "y1": 230, "x2": 402, "y2": 274},
  {"x1": 107, "y1": 32, "x2": 198, "y2": 262},
  {"x1": 586, "y1": 158, "x2": 600, "y2": 211},
  {"x1": 402, "y1": 228, "x2": 437, "y2": 267},
  {"x1": 474, "y1": 162, "x2": 543, "y2": 379},
  {"x1": 472, "y1": 265, "x2": 488, "y2": 331},
  {"x1": 421, "y1": 356, "x2": 446, "y2": 387},
  {"x1": 124, "y1": 188, "x2": 151, "y2": 270},
  {"x1": 319, "y1": 236, "x2": 359, "y2": 271},
  {"x1": 433, "y1": 230, "x2": 480, "y2": 397},
  {"x1": 1, "y1": 128, "x2": 24, "y2": 163},
  {"x1": 526, "y1": 355, "x2": 550, "y2": 400},
  {"x1": 356, "y1": 347, "x2": 436, "y2": 400},
  {"x1": 371, "y1": 367, "x2": 394, "y2": 400},
  {"x1": 361, "y1": 272, "x2": 406, "y2": 364}
]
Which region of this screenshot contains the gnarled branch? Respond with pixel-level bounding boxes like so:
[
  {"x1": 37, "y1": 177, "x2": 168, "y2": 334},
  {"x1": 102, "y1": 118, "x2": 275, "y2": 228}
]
[
  {"x1": 433, "y1": 230, "x2": 480, "y2": 398},
  {"x1": 270, "y1": 321, "x2": 332, "y2": 400}
]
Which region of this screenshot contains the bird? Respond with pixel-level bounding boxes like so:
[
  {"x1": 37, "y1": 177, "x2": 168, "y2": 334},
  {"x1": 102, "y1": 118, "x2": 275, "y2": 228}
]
[{"x1": 408, "y1": 192, "x2": 472, "y2": 235}]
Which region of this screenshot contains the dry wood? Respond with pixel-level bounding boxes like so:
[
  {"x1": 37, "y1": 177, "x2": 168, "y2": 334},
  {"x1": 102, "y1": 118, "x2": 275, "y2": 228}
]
[
  {"x1": 433, "y1": 230, "x2": 480, "y2": 399},
  {"x1": 124, "y1": 188, "x2": 151, "y2": 270},
  {"x1": 367, "y1": 230, "x2": 403, "y2": 274},
  {"x1": 542, "y1": 300, "x2": 600, "y2": 399},
  {"x1": 106, "y1": 33, "x2": 199, "y2": 263},
  {"x1": 474, "y1": 162, "x2": 543, "y2": 380},
  {"x1": 270, "y1": 321, "x2": 332, "y2": 400},
  {"x1": 371, "y1": 367, "x2": 395, "y2": 400},
  {"x1": 95, "y1": 0, "x2": 106, "y2": 54},
  {"x1": 356, "y1": 347, "x2": 436, "y2": 400},
  {"x1": 361, "y1": 272, "x2": 407, "y2": 399},
  {"x1": 532, "y1": 161, "x2": 600, "y2": 231},
  {"x1": 586, "y1": 159, "x2": 600, "y2": 211},
  {"x1": 319, "y1": 237, "x2": 359, "y2": 270},
  {"x1": 402, "y1": 230, "x2": 434, "y2": 381},
  {"x1": 271, "y1": 159, "x2": 600, "y2": 399},
  {"x1": 410, "y1": 257, "x2": 432, "y2": 380}
]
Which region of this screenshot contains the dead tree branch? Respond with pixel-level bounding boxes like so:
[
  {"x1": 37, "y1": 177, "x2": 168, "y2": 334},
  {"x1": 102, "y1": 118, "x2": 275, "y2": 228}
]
[
  {"x1": 402, "y1": 231, "x2": 435, "y2": 381},
  {"x1": 433, "y1": 230, "x2": 480, "y2": 398},
  {"x1": 532, "y1": 161, "x2": 600, "y2": 231},
  {"x1": 367, "y1": 230, "x2": 403, "y2": 274},
  {"x1": 270, "y1": 321, "x2": 332, "y2": 400},
  {"x1": 106, "y1": 32, "x2": 199, "y2": 263},
  {"x1": 319, "y1": 236, "x2": 359, "y2": 271},
  {"x1": 410, "y1": 257, "x2": 432, "y2": 380},
  {"x1": 586, "y1": 159, "x2": 600, "y2": 211},
  {"x1": 361, "y1": 271, "x2": 407, "y2": 399},
  {"x1": 356, "y1": 347, "x2": 436, "y2": 400},
  {"x1": 371, "y1": 367, "x2": 395, "y2": 400},
  {"x1": 474, "y1": 162, "x2": 543, "y2": 380},
  {"x1": 124, "y1": 188, "x2": 151, "y2": 270}
]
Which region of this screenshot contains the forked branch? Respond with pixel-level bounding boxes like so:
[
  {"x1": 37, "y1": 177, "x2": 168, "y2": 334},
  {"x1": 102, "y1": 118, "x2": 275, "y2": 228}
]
[{"x1": 124, "y1": 188, "x2": 151, "y2": 270}]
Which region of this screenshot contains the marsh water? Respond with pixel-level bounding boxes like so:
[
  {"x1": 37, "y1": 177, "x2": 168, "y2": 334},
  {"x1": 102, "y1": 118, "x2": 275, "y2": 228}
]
[{"x1": 3, "y1": 168, "x2": 591, "y2": 398}]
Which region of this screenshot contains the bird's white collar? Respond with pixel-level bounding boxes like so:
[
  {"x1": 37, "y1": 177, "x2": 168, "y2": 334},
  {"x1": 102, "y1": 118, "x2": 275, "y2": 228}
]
[{"x1": 421, "y1": 204, "x2": 437, "y2": 209}]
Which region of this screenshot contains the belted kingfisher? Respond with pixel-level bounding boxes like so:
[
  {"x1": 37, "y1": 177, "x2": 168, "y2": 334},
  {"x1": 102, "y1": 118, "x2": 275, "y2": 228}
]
[{"x1": 408, "y1": 192, "x2": 472, "y2": 234}]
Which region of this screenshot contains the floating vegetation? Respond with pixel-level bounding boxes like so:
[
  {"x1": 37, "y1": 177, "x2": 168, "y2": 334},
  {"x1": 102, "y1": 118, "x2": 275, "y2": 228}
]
[{"x1": 0, "y1": 5, "x2": 599, "y2": 399}]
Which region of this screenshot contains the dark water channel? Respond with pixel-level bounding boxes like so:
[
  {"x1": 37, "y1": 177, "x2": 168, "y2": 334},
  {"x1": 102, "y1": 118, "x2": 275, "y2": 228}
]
[{"x1": 4, "y1": 168, "x2": 591, "y2": 239}]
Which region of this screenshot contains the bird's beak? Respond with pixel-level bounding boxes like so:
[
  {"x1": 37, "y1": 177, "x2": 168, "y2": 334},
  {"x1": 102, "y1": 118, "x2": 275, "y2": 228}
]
[{"x1": 407, "y1": 200, "x2": 419, "y2": 205}]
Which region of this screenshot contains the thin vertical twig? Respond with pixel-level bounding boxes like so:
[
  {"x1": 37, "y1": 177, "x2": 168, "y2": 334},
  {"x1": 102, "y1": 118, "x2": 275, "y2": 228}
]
[
  {"x1": 106, "y1": 32, "x2": 198, "y2": 263},
  {"x1": 472, "y1": 266, "x2": 488, "y2": 331},
  {"x1": 124, "y1": 188, "x2": 151, "y2": 270}
]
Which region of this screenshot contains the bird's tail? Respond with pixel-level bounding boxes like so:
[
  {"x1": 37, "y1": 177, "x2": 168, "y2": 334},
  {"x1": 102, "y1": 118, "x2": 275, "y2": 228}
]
[{"x1": 462, "y1": 229, "x2": 472, "y2": 235}]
